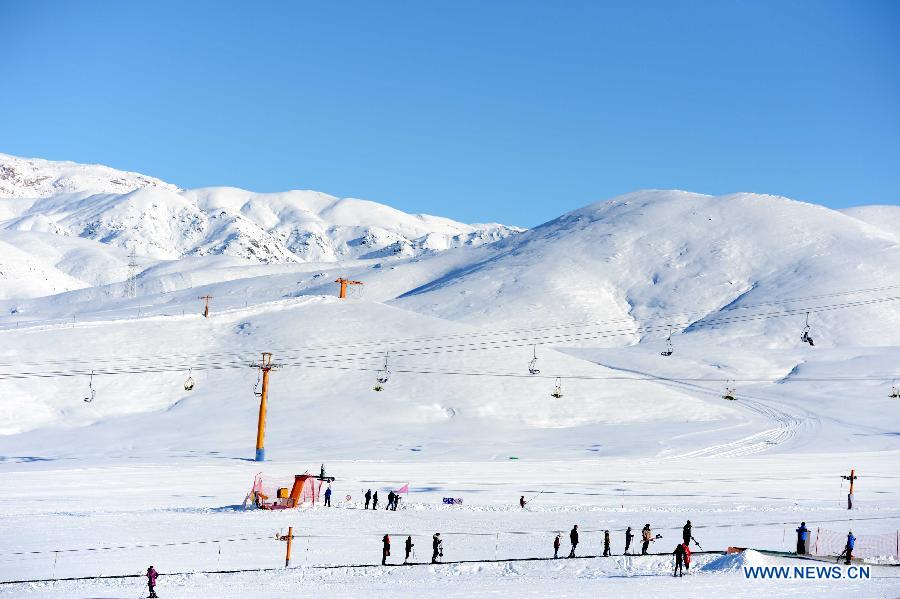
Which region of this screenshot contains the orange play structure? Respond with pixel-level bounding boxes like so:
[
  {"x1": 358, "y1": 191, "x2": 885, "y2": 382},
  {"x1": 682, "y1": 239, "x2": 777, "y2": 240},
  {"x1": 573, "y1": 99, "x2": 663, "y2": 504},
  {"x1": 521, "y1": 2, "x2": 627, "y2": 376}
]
[{"x1": 244, "y1": 473, "x2": 335, "y2": 510}]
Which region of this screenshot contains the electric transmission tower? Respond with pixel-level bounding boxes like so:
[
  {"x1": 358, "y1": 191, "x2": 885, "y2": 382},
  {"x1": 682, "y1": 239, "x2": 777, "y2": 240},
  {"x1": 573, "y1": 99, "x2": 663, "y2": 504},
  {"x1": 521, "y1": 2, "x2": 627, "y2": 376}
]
[{"x1": 125, "y1": 248, "x2": 138, "y2": 299}]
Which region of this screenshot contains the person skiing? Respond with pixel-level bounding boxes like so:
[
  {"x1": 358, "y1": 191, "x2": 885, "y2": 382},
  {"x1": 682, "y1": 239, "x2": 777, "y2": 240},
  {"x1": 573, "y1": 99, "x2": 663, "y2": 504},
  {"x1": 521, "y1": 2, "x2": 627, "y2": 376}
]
[
  {"x1": 673, "y1": 543, "x2": 685, "y2": 577},
  {"x1": 641, "y1": 524, "x2": 652, "y2": 555},
  {"x1": 683, "y1": 542, "x2": 692, "y2": 574},
  {"x1": 795, "y1": 521, "x2": 809, "y2": 554},
  {"x1": 405, "y1": 535, "x2": 414, "y2": 563},
  {"x1": 364, "y1": 489, "x2": 372, "y2": 510},
  {"x1": 553, "y1": 534, "x2": 561, "y2": 559},
  {"x1": 382, "y1": 534, "x2": 391, "y2": 565},
  {"x1": 387, "y1": 491, "x2": 395, "y2": 510},
  {"x1": 146, "y1": 565, "x2": 158, "y2": 598},
  {"x1": 624, "y1": 526, "x2": 634, "y2": 555},
  {"x1": 603, "y1": 530, "x2": 611, "y2": 557},
  {"x1": 324, "y1": 485, "x2": 332, "y2": 507},
  {"x1": 568, "y1": 525, "x2": 579, "y2": 558},
  {"x1": 372, "y1": 490, "x2": 379, "y2": 510},
  {"x1": 520, "y1": 495, "x2": 526, "y2": 509},
  {"x1": 432, "y1": 533, "x2": 443, "y2": 563},
  {"x1": 682, "y1": 520, "x2": 693, "y2": 545},
  {"x1": 840, "y1": 531, "x2": 856, "y2": 564}
]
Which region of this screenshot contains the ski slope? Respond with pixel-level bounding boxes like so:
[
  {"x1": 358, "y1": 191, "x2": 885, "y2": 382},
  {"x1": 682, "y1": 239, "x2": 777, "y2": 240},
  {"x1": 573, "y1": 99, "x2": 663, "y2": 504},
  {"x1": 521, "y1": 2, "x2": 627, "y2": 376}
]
[{"x1": 0, "y1": 154, "x2": 898, "y2": 597}]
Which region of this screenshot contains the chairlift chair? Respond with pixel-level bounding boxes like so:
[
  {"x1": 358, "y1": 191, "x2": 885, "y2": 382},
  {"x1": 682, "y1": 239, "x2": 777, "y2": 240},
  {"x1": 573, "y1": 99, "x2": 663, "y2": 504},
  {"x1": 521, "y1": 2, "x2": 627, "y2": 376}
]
[
  {"x1": 528, "y1": 345, "x2": 541, "y2": 375},
  {"x1": 184, "y1": 368, "x2": 195, "y2": 391},
  {"x1": 374, "y1": 352, "x2": 391, "y2": 392},
  {"x1": 660, "y1": 326, "x2": 674, "y2": 357},
  {"x1": 83, "y1": 370, "x2": 96, "y2": 403},
  {"x1": 800, "y1": 312, "x2": 815, "y2": 346},
  {"x1": 551, "y1": 377, "x2": 563, "y2": 399}
]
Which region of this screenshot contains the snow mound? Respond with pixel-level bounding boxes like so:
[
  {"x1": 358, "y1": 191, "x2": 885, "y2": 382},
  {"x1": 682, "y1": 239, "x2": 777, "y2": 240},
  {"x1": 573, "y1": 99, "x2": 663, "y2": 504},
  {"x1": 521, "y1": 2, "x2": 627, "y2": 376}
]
[{"x1": 699, "y1": 549, "x2": 768, "y2": 573}]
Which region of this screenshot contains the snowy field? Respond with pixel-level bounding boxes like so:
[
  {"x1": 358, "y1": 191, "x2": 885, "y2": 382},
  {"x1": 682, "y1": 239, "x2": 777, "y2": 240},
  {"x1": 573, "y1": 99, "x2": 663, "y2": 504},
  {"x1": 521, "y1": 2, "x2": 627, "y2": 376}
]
[{"x1": 1, "y1": 154, "x2": 899, "y2": 597}]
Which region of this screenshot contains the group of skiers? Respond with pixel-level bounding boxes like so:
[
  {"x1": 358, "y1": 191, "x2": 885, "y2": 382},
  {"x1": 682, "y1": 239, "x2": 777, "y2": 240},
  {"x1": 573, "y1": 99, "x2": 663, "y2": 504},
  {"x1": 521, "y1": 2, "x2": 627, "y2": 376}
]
[
  {"x1": 364, "y1": 488, "x2": 402, "y2": 510},
  {"x1": 796, "y1": 522, "x2": 856, "y2": 564}
]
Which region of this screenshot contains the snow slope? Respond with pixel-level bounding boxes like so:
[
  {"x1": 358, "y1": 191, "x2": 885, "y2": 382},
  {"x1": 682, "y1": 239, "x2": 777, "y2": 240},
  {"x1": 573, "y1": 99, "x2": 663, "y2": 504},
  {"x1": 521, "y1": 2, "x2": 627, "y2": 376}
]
[{"x1": 0, "y1": 153, "x2": 521, "y2": 264}]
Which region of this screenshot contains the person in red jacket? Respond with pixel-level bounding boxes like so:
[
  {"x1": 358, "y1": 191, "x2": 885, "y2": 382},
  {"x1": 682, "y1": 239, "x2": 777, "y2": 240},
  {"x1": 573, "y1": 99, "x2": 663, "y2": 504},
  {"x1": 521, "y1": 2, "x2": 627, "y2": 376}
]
[
  {"x1": 683, "y1": 542, "x2": 692, "y2": 574},
  {"x1": 382, "y1": 534, "x2": 391, "y2": 565},
  {"x1": 146, "y1": 566, "x2": 158, "y2": 598},
  {"x1": 553, "y1": 534, "x2": 561, "y2": 558}
]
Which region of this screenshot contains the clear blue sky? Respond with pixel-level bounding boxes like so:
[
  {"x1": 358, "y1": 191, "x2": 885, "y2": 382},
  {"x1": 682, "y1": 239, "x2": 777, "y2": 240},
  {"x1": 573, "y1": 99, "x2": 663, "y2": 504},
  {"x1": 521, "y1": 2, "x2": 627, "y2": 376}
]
[{"x1": 1, "y1": 1, "x2": 898, "y2": 226}]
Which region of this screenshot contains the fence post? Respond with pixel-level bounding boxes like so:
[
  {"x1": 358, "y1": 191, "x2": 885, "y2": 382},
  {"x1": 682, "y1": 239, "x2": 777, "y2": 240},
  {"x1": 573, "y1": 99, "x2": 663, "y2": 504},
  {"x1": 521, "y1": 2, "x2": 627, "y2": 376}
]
[{"x1": 814, "y1": 528, "x2": 819, "y2": 556}]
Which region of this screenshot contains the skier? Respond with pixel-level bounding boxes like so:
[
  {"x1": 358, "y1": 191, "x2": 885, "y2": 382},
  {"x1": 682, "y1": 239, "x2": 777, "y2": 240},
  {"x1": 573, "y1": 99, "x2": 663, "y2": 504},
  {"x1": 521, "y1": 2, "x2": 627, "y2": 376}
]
[
  {"x1": 568, "y1": 525, "x2": 579, "y2": 558},
  {"x1": 839, "y1": 531, "x2": 856, "y2": 565},
  {"x1": 553, "y1": 534, "x2": 561, "y2": 559},
  {"x1": 365, "y1": 489, "x2": 372, "y2": 510},
  {"x1": 641, "y1": 524, "x2": 653, "y2": 555},
  {"x1": 795, "y1": 521, "x2": 809, "y2": 554},
  {"x1": 382, "y1": 534, "x2": 391, "y2": 565},
  {"x1": 673, "y1": 543, "x2": 685, "y2": 577},
  {"x1": 324, "y1": 485, "x2": 332, "y2": 507},
  {"x1": 146, "y1": 565, "x2": 158, "y2": 598},
  {"x1": 387, "y1": 491, "x2": 395, "y2": 510},
  {"x1": 405, "y1": 535, "x2": 414, "y2": 563},
  {"x1": 432, "y1": 533, "x2": 443, "y2": 563},
  {"x1": 624, "y1": 526, "x2": 634, "y2": 555},
  {"x1": 373, "y1": 490, "x2": 379, "y2": 510},
  {"x1": 683, "y1": 542, "x2": 692, "y2": 574},
  {"x1": 682, "y1": 520, "x2": 693, "y2": 545},
  {"x1": 393, "y1": 494, "x2": 401, "y2": 511},
  {"x1": 603, "y1": 530, "x2": 611, "y2": 557},
  {"x1": 520, "y1": 495, "x2": 526, "y2": 509}
]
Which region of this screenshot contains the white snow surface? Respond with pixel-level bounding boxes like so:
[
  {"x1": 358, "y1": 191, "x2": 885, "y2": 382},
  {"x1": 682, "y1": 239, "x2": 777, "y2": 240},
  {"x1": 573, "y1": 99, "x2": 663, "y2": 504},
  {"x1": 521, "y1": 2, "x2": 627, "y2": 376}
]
[{"x1": 0, "y1": 154, "x2": 898, "y2": 597}]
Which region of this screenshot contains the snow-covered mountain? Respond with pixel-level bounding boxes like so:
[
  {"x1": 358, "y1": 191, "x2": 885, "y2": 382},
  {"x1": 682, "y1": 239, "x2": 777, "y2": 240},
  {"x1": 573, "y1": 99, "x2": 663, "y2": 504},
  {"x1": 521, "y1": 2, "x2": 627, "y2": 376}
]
[{"x1": 0, "y1": 153, "x2": 522, "y2": 264}]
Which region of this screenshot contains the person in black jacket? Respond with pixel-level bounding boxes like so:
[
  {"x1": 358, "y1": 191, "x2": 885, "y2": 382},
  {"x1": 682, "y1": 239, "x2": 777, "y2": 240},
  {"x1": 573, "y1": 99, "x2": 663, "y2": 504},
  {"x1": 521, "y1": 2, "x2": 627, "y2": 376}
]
[
  {"x1": 553, "y1": 534, "x2": 561, "y2": 559},
  {"x1": 382, "y1": 534, "x2": 390, "y2": 565},
  {"x1": 387, "y1": 491, "x2": 395, "y2": 510},
  {"x1": 432, "y1": 533, "x2": 443, "y2": 563},
  {"x1": 373, "y1": 491, "x2": 379, "y2": 510},
  {"x1": 682, "y1": 520, "x2": 693, "y2": 545},
  {"x1": 624, "y1": 526, "x2": 634, "y2": 555},
  {"x1": 364, "y1": 489, "x2": 372, "y2": 510},
  {"x1": 673, "y1": 543, "x2": 685, "y2": 577},
  {"x1": 405, "y1": 536, "x2": 414, "y2": 563},
  {"x1": 568, "y1": 525, "x2": 579, "y2": 558},
  {"x1": 603, "y1": 530, "x2": 611, "y2": 556}
]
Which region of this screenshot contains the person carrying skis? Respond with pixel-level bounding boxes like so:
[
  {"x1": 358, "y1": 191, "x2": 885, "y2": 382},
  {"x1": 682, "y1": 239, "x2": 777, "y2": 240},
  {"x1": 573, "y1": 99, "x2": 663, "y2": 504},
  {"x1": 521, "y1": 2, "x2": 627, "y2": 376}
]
[
  {"x1": 624, "y1": 526, "x2": 634, "y2": 555},
  {"x1": 405, "y1": 535, "x2": 414, "y2": 563},
  {"x1": 432, "y1": 533, "x2": 443, "y2": 563},
  {"x1": 673, "y1": 543, "x2": 685, "y2": 577},
  {"x1": 568, "y1": 525, "x2": 579, "y2": 558},
  {"x1": 520, "y1": 495, "x2": 526, "y2": 509},
  {"x1": 553, "y1": 534, "x2": 561, "y2": 559},
  {"x1": 146, "y1": 565, "x2": 158, "y2": 598},
  {"x1": 382, "y1": 534, "x2": 391, "y2": 565},
  {"x1": 795, "y1": 521, "x2": 809, "y2": 554},
  {"x1": 641, "y1": 524, "x2": 653, "y2": 555},
  {"x1": 603, "y1": 530, "x2": 611, "y2": 557},
  {"x1": 324, "y1": 485, "x2": 332, "y2": 507},
  {"x1": 372, "y1": 490, "x2": 379, "y2": 510},
  {"x1": 365, "y1": 489, "x2": 372, "y2": 510}
]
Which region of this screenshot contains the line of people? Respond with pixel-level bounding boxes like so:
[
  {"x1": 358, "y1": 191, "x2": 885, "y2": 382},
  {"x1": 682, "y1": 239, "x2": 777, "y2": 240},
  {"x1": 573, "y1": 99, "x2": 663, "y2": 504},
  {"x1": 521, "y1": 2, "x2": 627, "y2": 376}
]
[
  {"x1": 380, "y1": 521, "x2": 700, "y2": 569},
  {"x1": 364, "y1": 488, "x2": 402, "y2": 511}
]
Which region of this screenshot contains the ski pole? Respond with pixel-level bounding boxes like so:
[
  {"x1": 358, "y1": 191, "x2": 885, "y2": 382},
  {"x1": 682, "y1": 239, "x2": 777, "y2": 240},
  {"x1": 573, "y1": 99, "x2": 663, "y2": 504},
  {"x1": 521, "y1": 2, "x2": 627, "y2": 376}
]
[
  {"x1": 527, "y1": 490, "x2": 544, "y2": 504},
  {"x1": 692, "y1": 536, "x2": 703, "y2": 550}
]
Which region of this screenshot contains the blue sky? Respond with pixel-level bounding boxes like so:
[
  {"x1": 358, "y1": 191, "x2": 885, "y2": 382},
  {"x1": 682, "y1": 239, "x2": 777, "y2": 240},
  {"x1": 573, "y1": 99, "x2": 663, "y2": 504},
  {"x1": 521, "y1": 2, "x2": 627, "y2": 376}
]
[{"x1": 1, "y1": 1, "x2": 898, "y2": 226}]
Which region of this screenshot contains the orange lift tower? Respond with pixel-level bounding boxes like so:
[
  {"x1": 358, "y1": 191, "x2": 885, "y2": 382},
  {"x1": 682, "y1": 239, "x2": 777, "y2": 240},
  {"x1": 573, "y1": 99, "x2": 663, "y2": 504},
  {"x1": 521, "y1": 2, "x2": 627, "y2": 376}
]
[
  {"x1": 250, "y1": 352, "x2": 280, "y2": 461},
  {"x1": 334, "y1": 277, "x2": 363, "y2": 299}
]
